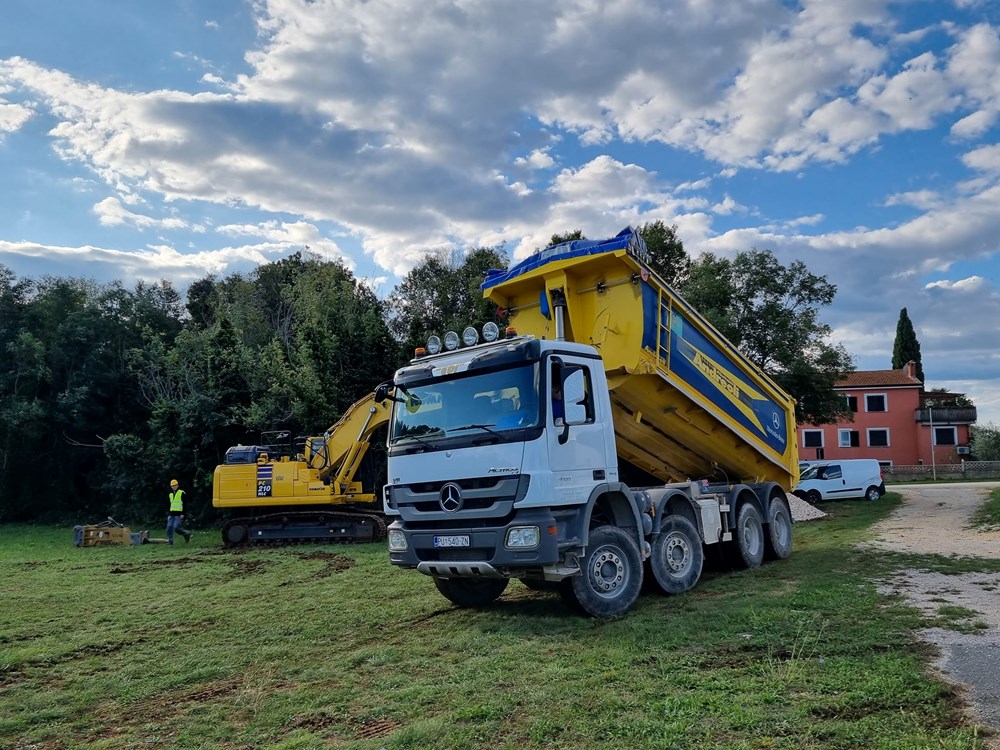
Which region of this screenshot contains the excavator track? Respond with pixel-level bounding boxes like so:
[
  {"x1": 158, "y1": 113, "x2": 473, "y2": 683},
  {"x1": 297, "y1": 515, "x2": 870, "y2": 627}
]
[{"x1": 221, "y1": 507, "x2": 387, "y2": 548}]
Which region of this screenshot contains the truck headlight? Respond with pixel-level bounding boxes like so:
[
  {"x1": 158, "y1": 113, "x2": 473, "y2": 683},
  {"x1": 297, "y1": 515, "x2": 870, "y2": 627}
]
[
  {"x1": 388, "y1": 529, "x2": 408, "y2": 551},
  {"x1": 505, "y1": 526, "x2": 540, "y2": 549}
]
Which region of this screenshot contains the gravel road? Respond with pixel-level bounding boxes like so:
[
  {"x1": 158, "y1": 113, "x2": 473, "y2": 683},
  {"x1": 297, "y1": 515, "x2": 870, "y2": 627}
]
[{"x1": 866, "y1": 482, "x2": 1000, "y2": 745}]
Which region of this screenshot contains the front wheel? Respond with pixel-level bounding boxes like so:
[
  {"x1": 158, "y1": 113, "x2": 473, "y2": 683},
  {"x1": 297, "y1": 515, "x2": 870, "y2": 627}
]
[
  {"x1": 764, "y1": 496, "x2": 793, "y2": 560},
  {"x1": 433, "y1": 577, "x2": 509, "y2": 608},
  {"x1": 568, "y1": 526, "x2": 643, "y2": 618},
  {"x1": 733, "y1": 503, "x2": 765, "y2": 569},
  {"x1": 805, "y1": 489, "x2": 822, "y2": 504},
  {"x1": 650, "y1": 516, "x2": 704, "y2": 595}
]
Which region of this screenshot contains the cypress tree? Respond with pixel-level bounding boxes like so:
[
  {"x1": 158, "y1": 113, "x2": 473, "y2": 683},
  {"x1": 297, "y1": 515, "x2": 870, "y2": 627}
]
[{"x1": 892, "y1": 307, "x2": 924, "y2": 381}]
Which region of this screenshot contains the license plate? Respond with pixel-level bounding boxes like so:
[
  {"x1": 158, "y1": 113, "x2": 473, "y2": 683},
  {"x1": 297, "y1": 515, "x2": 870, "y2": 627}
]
[{"x1": 433, "y1": 535, "x2": 470, "y2": 548}]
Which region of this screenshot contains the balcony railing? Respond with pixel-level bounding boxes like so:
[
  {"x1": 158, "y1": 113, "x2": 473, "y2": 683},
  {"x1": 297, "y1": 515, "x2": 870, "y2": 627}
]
[{"x1": 914, "y1": 407, "x2": 978, "y2": 424}]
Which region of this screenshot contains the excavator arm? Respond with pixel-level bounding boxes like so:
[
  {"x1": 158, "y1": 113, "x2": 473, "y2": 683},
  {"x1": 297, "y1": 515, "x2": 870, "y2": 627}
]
[{"x1": 305, "y1": 385, "x2": 394, "y2": 493}]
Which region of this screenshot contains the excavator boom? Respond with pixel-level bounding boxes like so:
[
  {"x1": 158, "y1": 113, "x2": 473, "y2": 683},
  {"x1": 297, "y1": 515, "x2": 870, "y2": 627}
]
[{"x1": 306, "y1": 391, "x2": 393, "y2": 494}]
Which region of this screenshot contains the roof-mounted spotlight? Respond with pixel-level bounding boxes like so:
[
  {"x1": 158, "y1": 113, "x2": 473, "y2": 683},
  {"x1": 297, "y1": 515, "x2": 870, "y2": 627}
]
[{"x1": 482, "y1": 322, "x2": 500, "y2": 342}]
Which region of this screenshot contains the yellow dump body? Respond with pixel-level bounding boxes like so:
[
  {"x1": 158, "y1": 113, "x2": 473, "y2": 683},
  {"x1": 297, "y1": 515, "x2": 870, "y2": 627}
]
[
  {"x1": 212, "y1": 391, "x2": 391, "y2": 509},
  {"x1": 482, "y1": 230, "x2": 798, "y2": 487}
]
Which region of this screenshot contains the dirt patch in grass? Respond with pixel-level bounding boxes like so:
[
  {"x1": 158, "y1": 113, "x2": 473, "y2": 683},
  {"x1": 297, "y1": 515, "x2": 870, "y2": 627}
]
[
  {"x1": 296, "y1": 551, "x2": 356, "y2": 578},
  {"x1": 229, "y1": 558, "x2": 271, "y2": 575},
  {"x1": 0, "y1": 667, "x2": 26, "y2": 690},
  {"x1": 107, "y1": 557, "x2": 201, "y2": 575},
  {"x1": 289, "y1": 712, "x2": 399, "y2": 742},
  {"x1": 354, "y1": 717, "x2": 398, "y2": 739}
]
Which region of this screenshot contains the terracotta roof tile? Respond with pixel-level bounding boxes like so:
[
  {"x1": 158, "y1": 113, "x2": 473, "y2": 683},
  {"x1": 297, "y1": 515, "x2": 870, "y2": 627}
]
[{"x1": 836, "y1": 369, "x2": 922, "y2": 388}]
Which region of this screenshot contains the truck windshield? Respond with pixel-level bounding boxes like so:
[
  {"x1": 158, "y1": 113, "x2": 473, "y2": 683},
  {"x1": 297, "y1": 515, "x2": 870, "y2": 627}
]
[{"x1": 390, "y1": 363, "x2": 540, "y2": 446}]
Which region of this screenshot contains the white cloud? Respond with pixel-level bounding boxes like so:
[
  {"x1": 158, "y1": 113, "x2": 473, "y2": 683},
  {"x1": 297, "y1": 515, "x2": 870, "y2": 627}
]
[
  {"x1": 513, "y1": 149, "x2": 556, "y2": 170},
  {"x1": 884, "y1": 190, "x2": 943, "y2": 210},
  {"x1": 946, "y1": 23, "x2": 1000, "y2": 136},
  {"x1": 0, "y1": 238, "x2": 284, "y2": 285},
  {"x1": 924, "y1": 275, "x2": 988, "y2": 292},
  {"x1": 711, "y1": 196, "x2": 744, "y2": 216},
  {"x1": 215, "y1": 220, "x2": 353, "y2": 267},
  {"x1": 857, "y1": 52, "x2": 956, "y2": 131},
  {"x1": 93, "y1": 197, "x2": 190, "y2": 231},
  {"x1": 961, "y1": 142, "x2": 1000, "y2": 172},
  {"x1": 0, "y1": 97, "x2": 33, "y2": 135}
]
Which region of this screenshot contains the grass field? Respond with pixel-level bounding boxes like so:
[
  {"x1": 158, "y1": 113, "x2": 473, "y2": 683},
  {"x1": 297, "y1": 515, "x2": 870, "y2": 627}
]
[
  {"x1": 2, "y1": 496, "x2": 998, "y2": 749},
  {"x1": 971, "y1": 487, "x2": 1000, "y2": 531}
]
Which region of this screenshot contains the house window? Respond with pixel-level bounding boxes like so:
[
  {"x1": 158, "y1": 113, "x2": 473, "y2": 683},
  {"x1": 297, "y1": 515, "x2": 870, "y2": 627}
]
[
  {"x1": 865, "y1": 393, "x2": 887, "y2": 412},
  {"x1": 934, "y1": 427, "x2": 957, "y2": 446},
  {"x1": 867, "y1": 429, "x2": 890, "y2": 448},
  {"x1": 838, "y1": 429, "x2": 860, "y2": 448},
  {"x1": 840, "y1": 395, "x2": 858, "y2": 413},
  {"x1": 802, "y1": 430, "x2": 824, "y2": 449}
]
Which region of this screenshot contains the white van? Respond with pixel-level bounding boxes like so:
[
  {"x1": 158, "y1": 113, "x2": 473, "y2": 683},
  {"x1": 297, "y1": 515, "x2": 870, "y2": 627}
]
[{"x1": 794, "y1": 459, "x2": 885, "y2": 503}]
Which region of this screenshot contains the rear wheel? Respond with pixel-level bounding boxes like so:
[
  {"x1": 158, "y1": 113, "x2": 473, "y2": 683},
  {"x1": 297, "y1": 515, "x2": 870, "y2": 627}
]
[
  {"x1": 568, "y1": 526, "x2": 643, "y2": 618},
  {"x1": 733, "y1": 503, "x2": 765, "y2": 569},
  {"x1": 650, "y1": 516, "x2": 703, "y2": 595},
  {"x1": 865, "y1": 485, "x2": 882, "y2": 502},
  {"x1": 764, "y1": 496, "x2": 793, "y2": 560},
  {"x1": 433, "y1": 577, "x2": 509, "y2": 608}
]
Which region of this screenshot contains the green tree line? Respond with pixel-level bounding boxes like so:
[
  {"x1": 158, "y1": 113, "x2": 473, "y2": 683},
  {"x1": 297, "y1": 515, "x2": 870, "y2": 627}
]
[{"x1": 0, "y1": 225, "x2": 851, "y2": 525}]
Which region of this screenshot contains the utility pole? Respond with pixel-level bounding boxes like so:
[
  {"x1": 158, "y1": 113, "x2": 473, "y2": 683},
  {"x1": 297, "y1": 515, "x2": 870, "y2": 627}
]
[{"x1": 929, "y1": 406, "x2": 937, "y2": 481}]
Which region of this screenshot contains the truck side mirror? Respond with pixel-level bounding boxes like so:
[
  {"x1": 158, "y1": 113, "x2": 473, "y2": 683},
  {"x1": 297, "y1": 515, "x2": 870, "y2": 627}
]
[{"x1": 562, "y1": 369, "x2": 588, "y2": 426}]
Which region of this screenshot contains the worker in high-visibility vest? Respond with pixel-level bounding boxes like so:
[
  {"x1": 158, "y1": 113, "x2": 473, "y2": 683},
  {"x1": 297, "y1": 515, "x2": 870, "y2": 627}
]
[{"x1": 166, "y1": 479, "x2": 192, "y2": 544}]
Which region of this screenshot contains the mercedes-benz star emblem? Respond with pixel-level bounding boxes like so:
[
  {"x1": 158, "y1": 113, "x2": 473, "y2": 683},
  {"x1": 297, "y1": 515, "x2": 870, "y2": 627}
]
[{"x1": 439, "y1": 482, "x2": 463, "y2": 513}]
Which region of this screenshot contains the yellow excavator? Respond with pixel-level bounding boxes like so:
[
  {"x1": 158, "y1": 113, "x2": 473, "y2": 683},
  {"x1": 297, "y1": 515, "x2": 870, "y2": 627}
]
[{"x1": 212, "y1": 384, "x2": 393, "y2": 547}]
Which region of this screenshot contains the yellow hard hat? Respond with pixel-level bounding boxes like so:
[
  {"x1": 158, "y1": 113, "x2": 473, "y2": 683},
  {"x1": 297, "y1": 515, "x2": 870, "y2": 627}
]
[{"x1": 170, "y1": 479, "x2": 179, "y2": 487}]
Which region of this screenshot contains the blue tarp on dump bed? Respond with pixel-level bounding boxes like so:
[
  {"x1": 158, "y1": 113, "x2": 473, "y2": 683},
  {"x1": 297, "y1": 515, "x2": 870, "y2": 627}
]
[{"x1": 482, "y1": 227, "x2": 648, "y2": 290}]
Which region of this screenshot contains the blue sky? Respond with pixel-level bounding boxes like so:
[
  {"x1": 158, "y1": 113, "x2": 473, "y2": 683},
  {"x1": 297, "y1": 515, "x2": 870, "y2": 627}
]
[{"x1": 2, "y1": 0, "x2": 999, "y2": 424}]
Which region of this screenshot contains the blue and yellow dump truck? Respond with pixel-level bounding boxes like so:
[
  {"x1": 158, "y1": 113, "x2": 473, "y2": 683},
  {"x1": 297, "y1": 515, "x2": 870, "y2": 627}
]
[{"x1": 384, "y1": 228, "x2": 799, "y2": 617}]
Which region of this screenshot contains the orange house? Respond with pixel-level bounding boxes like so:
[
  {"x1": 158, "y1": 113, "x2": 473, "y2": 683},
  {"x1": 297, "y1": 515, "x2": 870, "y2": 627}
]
[{"x1": 796, "y1": 362, "x2": 976, "y2": 468}]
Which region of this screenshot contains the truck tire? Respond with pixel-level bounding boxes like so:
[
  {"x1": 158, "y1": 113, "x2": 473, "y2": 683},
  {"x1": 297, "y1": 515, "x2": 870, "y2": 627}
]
[
  {"x1": 865, "y1": 485, "x2": 881, "y2": 502},
  {"x1": 733, "y1": 503, "x2": 765, "y2": 569},
  {"x1": 433, "y1": 577, "x2": 509, "y2": 608},
  {"x1": 650, "y1": 516, "x2": 703, "y2": 595},
  {"x1": 764, "y1": 496, "x2": 793, "y2": 560},
  {"x1": 568, "y1": 526, "x2": 643, "y2": 618}
]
